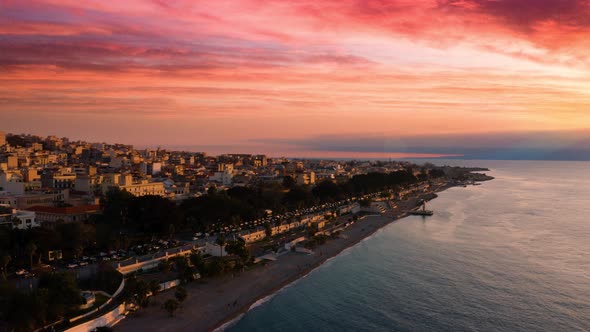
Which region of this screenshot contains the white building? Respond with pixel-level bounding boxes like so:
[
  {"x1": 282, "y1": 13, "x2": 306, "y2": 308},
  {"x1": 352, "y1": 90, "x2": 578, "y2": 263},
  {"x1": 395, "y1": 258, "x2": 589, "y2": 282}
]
[
  {"x1": 210, "y1": 169, "x2": 233, "y2": 186},
  {"x1": 140, "y1": 162, "x2": 162, "y2": 176},
  {"x1": 0, "y1": 208, "x2": 38, "y2": 229},
  {"x1": 203, "y1": 241, "x2": 228, "y2": 257},
  {"x1": 100, "y1": 174, "x2": 166, "y2": 197},
  {"x1": 0, "y1": 172, "x2": 25, "y2": 195},
  {"x1": 164, "y1": 181, "x2": 190, "y2": 197},
  {"x1": 119, "y1": 180, "x2": 166, "y2": 197}
]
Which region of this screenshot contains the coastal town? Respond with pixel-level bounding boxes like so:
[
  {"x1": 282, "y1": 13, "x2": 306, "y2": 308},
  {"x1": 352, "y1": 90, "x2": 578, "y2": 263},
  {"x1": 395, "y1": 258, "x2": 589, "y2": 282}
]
[{"x1": 0, "y1": 131, "x2": 492, "y2": 332}]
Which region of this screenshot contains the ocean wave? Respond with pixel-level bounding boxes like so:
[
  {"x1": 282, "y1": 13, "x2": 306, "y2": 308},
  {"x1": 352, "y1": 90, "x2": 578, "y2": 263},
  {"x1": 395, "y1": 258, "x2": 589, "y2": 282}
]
[{"x1": 213, "y1": 313, "x2": 245, "y2": 332}]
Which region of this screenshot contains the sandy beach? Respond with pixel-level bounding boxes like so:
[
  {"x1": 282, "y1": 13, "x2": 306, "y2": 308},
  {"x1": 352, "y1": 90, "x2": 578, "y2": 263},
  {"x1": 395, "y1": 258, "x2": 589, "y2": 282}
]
[{"x1": 116, "y1": 189, "x2": 448, "y2": 332}]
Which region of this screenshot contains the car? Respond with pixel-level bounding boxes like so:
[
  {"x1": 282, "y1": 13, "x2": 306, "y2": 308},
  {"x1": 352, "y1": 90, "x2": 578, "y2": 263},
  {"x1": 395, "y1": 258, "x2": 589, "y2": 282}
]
[
  {"x1": 16, "y1": 269, "x2": 27, "y2": 276},
  {"x1": 79, "y1": 261, "x2": 89, "y2": 266},
  {"x1": 67, "y1": 263, "x2": 78, "y2": 269}
]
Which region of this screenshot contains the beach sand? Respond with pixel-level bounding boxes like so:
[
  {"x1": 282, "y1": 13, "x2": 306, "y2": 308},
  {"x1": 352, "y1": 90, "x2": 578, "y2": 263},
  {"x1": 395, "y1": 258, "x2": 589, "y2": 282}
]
[{"x1": 116, "y1": 190, "x2": 447, "y2": 332}]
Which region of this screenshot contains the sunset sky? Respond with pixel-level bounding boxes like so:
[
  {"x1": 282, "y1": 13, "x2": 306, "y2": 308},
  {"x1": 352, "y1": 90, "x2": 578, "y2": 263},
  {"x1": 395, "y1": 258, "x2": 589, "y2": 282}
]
[{"x1": 1, "y1": 0, "x2": 590, "y2": 159}]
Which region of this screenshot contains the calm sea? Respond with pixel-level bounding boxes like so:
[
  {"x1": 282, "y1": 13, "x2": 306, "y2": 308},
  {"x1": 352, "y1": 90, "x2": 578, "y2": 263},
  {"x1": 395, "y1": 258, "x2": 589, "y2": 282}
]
[{"x1": 227, "y1": 161, "x2": 590, "y2": 332}]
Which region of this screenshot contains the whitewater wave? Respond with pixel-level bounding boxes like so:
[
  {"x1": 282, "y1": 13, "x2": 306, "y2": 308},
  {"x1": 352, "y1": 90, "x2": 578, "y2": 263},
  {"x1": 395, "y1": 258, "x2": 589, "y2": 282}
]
[{"x1": 213, "y1": 313, "x2": 245, "y2": 332}]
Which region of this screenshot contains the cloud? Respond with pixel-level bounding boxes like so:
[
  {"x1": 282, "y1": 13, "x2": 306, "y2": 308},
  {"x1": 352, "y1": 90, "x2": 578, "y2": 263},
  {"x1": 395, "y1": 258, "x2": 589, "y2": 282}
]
[
  {"x1": 1, "y1": 0, "x2": 590, "y2": 151},
  {"x1": 3, "y1": 0, "x2": 590, "y2": 71},
  {"x1": 439, "y1": 0, "x2": 590, "y2": 31}
]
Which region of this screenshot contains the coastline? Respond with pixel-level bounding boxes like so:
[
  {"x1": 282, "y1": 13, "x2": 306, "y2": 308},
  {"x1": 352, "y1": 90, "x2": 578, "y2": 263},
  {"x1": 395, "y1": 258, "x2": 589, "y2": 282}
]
[
  {"x1": 115, "y1": 182, "x2": 466, "y2": 332},
  {"x1": 212, "y1": 213, "x2": 409, "y2": 332}
]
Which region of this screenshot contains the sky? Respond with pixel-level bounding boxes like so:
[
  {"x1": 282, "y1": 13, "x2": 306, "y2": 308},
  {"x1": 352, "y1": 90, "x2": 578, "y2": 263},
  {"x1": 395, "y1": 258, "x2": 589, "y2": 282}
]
[{"x1": 1, "y1": 0, "x2": 590, "y2": 159}]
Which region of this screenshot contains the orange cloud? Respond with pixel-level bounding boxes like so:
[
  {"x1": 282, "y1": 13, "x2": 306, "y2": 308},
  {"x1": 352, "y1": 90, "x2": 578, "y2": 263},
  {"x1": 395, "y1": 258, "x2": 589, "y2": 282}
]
[{"x1": 1, "y1": 0, "x2": 590, "y2": 153}]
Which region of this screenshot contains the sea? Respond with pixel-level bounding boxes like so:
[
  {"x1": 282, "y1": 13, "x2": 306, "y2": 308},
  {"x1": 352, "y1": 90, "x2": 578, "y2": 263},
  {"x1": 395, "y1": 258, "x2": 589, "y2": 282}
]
[{"x1": 227, "y1": 160, "x2": 590, "y2": 332}]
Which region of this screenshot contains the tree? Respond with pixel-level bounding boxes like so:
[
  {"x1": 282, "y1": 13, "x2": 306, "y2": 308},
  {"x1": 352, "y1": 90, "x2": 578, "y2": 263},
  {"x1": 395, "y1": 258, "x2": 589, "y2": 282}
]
[
  {"x1": 123, "y1": 277, "x2": 150, "y2": 307},
  {"x1": 173, "y1": 256, "x2": 195, "y2": 283},
  {"x1": 56, "y1": 222, "x2": 95, "y2": 258},
  {"x1": 284, "y1": 186, "x2": 315, "y2": 209},
  {"x1": 264, "y1": 223, "x2": 272, "y2": 238},
  {"x1": 225, "y1": 239, "x2": 250, "y2": 265},
  {"x1": 180, "y1": 265, "x2": 196, "y2": 283},
  {"x1": 1, "y1": 252, "x2": 11, "y2": 279},
  {"x1": 313, "y1": 180, "x2": 345, "y2": 203},
  {"x1": 127, "y1": 195, "x2": 181, "y2": 235},
  {"x1": 100, "y1": 187, "x2": 134, "y2": 227},
  {"x1": 207, "y1": 185, "x2": 217, "y2": 196},
  {"x1": 73, "y1": 245, "x2": 84, "y2": 260},
  {"x1": 149, "y1": 280, "x2": 161, "y2": 298},
  {"x1": 175, "y1": 286, "x2": 187, "y2": 304},
  {"x1": 282, "y1": 176, "x2": 296, "y2": 189},
  {"x1": 168, "y1": 224, "x2": 175, "y2": 240},
  {"x1": 25, "y1": 242, "x2": 37, "y2": 269},
  {"x1": 429, "y1": 168, "x2": 446, "y2": 178},
  {"x1": 216, "y1": 234, "x2": 226, "y2": 258},
  {"x1": 189, "y1": 252, "x2": 206, "y2": 274},
  {"x1": 163, "y1": 299, "x2": 179, "y2": 317},
  {"x1": 207, "y1": 257, "x2": 225, "y2": 276},
  {"x1": 37, "y1": 272, "x2": 84, "y2": 320},
  {"x1": 158, "y1": 259, "x2": 172, "y2": 273}
]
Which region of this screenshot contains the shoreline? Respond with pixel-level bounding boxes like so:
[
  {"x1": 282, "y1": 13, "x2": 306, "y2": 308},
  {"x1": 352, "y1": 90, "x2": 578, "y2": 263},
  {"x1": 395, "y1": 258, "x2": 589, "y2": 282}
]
[
  {"x1": 116, "y1": 182, "x2": 465, "y2": 332},
  {"x1": 212, "y1": 211, "x2": 411, "y2": 332}
]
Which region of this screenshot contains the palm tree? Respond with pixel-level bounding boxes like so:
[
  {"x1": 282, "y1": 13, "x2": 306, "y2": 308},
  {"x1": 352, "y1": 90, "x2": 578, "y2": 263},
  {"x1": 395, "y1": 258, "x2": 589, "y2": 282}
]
[
  {"x1": 73, "y1": 246, "x2": 84, "y2": 260},
  {"x1": 0, "y1": 252, "x2": 11, "y2": 279},
  {"x1": 174, "y1": 286, "x2": 187, "y2": 304},
  {"x1": 216, "y1": 234, "x2": 226, "y2": 258},
  {"x1": 163, "y1": 299, "x2": 179, "y2": 317},
  {"x1": 168, "y1": 224, "x2": 175, "y2": 240},
  {"x1": 25, "y1": 242, "x2": 37, "y2": 270},
  {"x1": 149, "y1": 280, "x2": 161, "y2": 298}
]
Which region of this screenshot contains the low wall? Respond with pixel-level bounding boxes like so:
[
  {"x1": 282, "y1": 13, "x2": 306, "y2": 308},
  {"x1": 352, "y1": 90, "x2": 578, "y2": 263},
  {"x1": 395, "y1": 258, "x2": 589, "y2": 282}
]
[
  {"x1": 117, "y1": 249, "x2": 193, "y2": 275},
  {"x1": 64, "y1": 303, "x2": 126, "y2": 332},
  {"x1": 66, "y1": 277, "x2": 182, "y2": 332},
  {"x1": 68, "y1": 279, "x2": 125, "y2": 324},
  {"x1": 160, "y1": 279, "x2": 181, "y2": 292},
  {"x1": 111, "y1": 277, "x2": 126, "y2": 298}
]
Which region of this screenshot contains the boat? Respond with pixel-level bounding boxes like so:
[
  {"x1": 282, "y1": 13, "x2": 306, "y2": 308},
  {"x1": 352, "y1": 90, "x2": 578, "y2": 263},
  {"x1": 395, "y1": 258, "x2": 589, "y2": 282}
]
[{"x1": 410, "y1": 200, "x2": 434, "y2": 216}]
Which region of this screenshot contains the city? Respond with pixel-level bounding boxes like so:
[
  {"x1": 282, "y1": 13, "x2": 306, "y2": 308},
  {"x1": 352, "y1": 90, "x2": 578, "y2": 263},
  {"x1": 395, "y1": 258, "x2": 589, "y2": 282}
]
[
  {"x1": 3, "y1": 0, "x2": 589, "y2": 330},
  {"x1": 0, "y1": 130, "x2": 489, "y2": 331}
]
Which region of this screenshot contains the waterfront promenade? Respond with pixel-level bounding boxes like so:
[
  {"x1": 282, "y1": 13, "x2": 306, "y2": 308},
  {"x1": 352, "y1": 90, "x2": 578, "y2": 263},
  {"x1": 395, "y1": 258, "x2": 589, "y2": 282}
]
[
  {"x1": 116, "y1": 188, "x2": 437, "y2": 332},
  {"x1": 117, "y1": 214, "x2": 394, "y2": 332}
]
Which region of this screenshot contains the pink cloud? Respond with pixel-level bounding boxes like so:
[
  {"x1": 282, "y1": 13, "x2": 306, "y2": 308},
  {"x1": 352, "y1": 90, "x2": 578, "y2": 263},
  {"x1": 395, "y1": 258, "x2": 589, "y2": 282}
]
[{"x1": 1, "y1": 0, "x2": 590, "y2": 149}]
